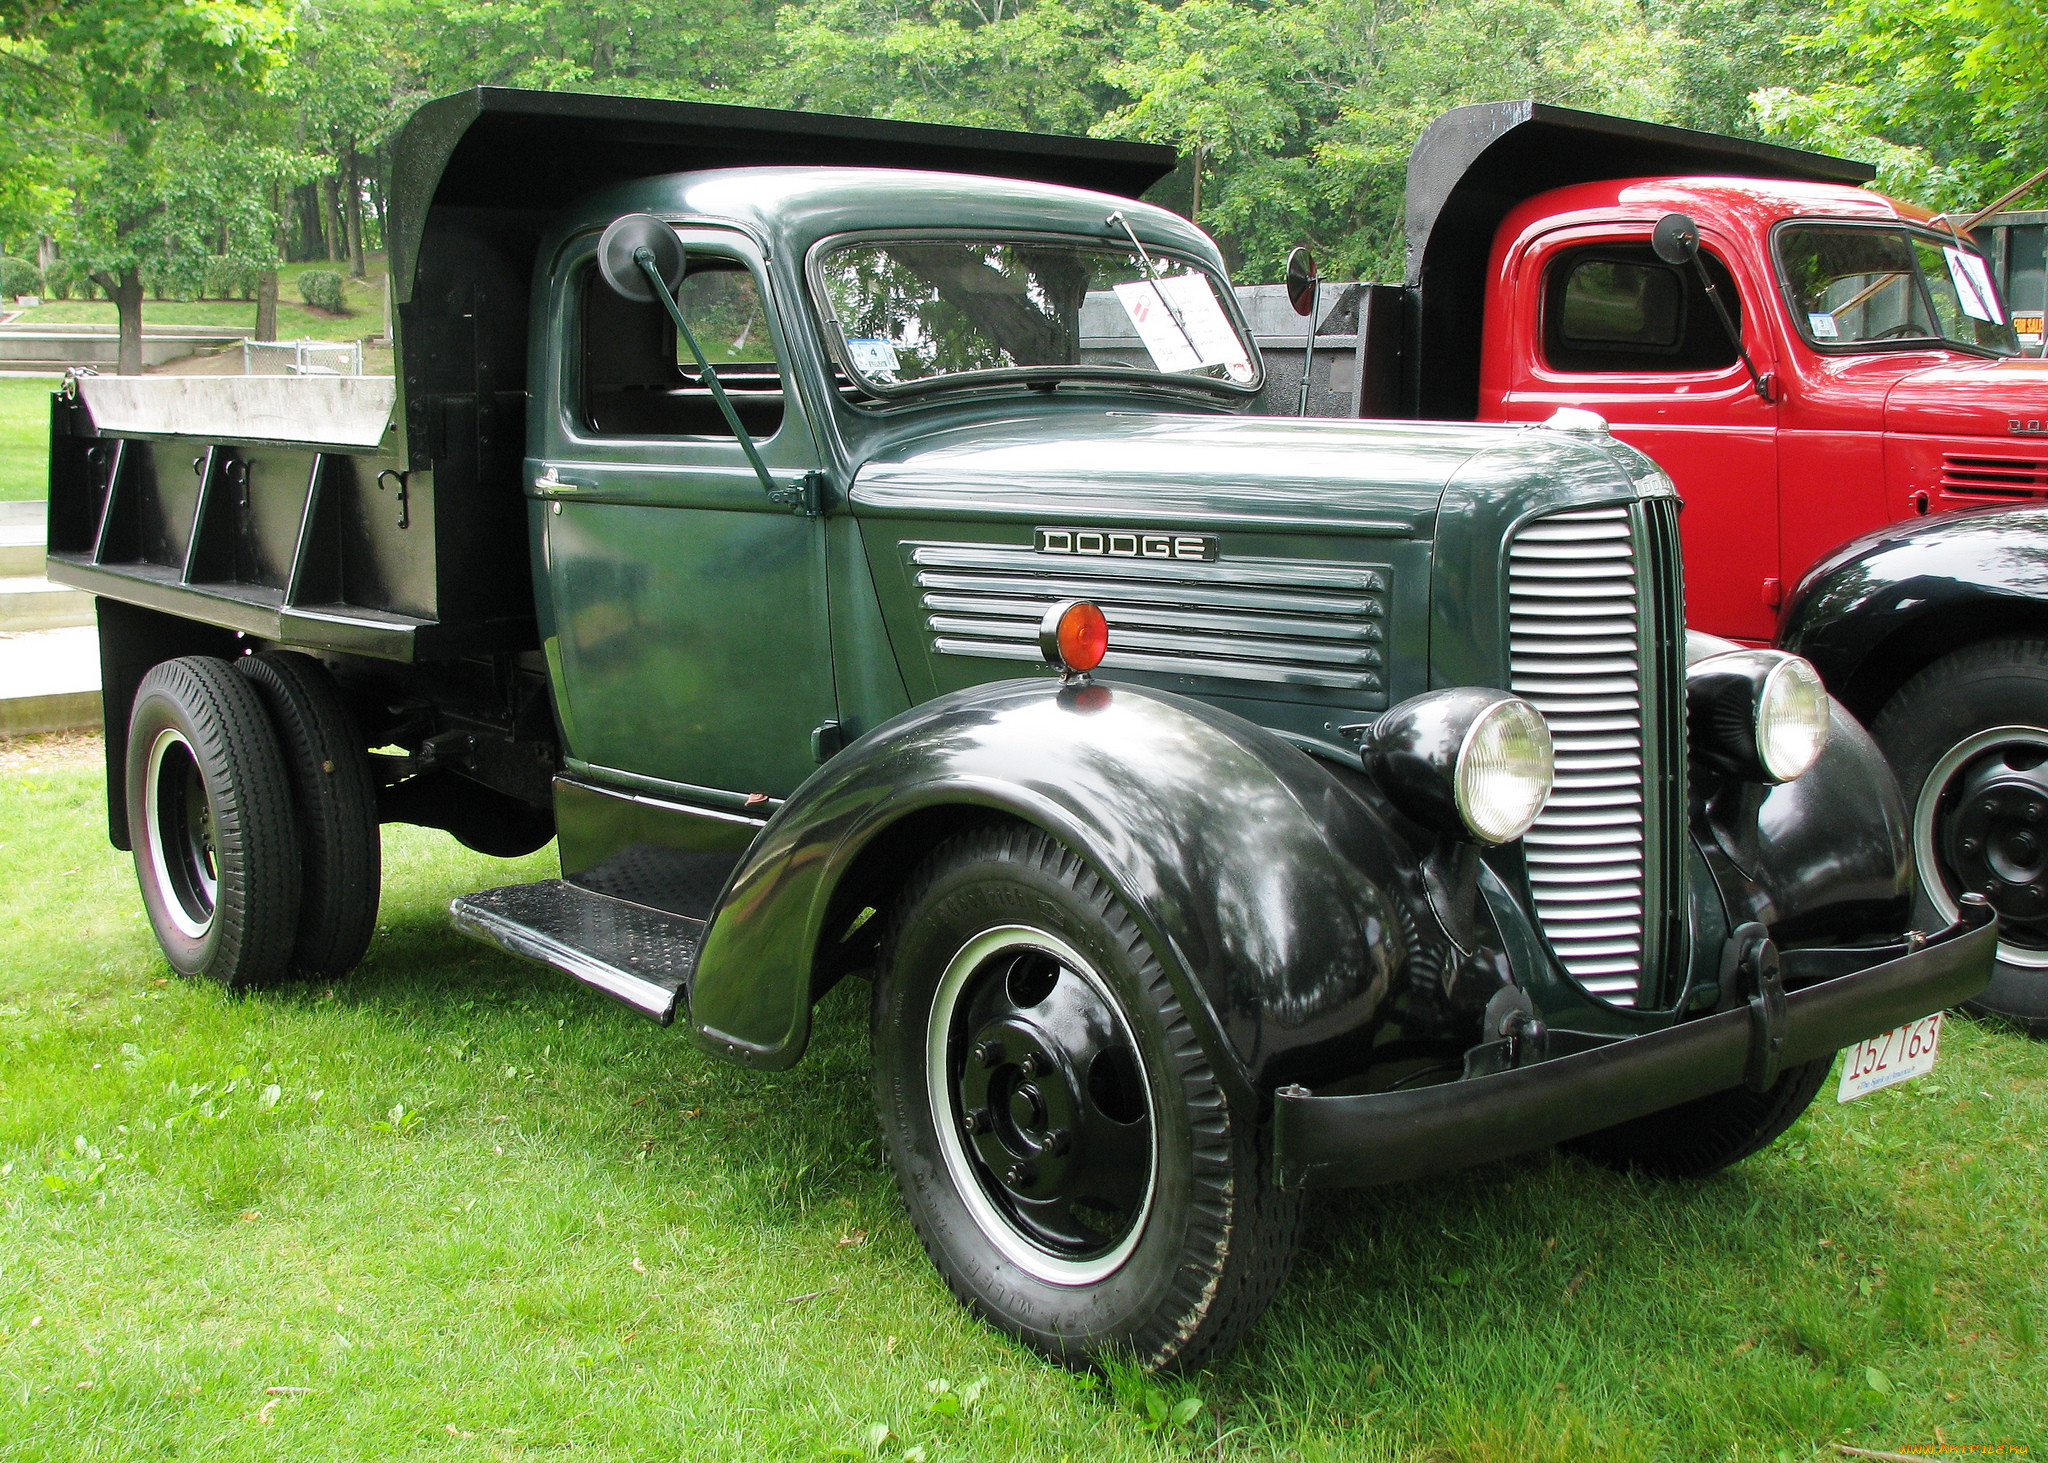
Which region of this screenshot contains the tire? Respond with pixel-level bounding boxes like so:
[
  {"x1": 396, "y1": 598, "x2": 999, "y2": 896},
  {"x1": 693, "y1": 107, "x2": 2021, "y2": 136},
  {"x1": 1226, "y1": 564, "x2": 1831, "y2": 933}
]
[
  {"x1": 871, "y1": 824, "x2": 1301, "y2": 1372},
  {"x1": 126, "y1": 656, "x2": 301, "y2": 988},
  {"x1": 234, "y1": 651, "x2": 380, "y2": 976},
  {"x1": 1562, "y1": 1055, "x2": 1834, "y2": 1178},
  {"x1": 1872, "y1": 638, "x2": 2048, "y2": 1037}
]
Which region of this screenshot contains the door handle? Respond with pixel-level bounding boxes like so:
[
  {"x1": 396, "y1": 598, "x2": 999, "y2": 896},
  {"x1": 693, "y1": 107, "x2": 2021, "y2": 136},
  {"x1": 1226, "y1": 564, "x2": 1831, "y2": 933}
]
[{"x1": 533, "y1": 467, "x2": 590, "y2": 495}]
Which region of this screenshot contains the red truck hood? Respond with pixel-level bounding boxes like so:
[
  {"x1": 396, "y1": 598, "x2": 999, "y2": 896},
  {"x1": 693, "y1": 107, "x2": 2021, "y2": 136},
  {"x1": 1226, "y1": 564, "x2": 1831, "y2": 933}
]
[{"x1": 1886, "y1": 355, "x2": 2048, "y2": 439}]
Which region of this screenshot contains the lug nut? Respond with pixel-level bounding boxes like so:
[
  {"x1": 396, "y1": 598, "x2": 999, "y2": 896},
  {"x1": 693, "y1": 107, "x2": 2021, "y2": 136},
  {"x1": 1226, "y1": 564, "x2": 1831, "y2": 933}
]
[
  {"x1": 1983, "y1": 800, "x2": 1998, "y2": 814},
  {"x1": 1005, "y1": 1162, "x2": 1036, "y2": 1189},
  {"x1": 974, "y1": 1039, "x2": 1005, "y2": 1069},
  {"x1": 963, "y1": 1107, "x2": 991, "y2": 1136},
  {"x1": 1045, "y1": 1127, "x2": 1072, "y2": 1156},
  {"x1": 1018, "y1": 1053, "x2": 1041, "y2": 1078},
  {"x1": 1962, "y1": 837, "x2": 1980, "y2": 853}
]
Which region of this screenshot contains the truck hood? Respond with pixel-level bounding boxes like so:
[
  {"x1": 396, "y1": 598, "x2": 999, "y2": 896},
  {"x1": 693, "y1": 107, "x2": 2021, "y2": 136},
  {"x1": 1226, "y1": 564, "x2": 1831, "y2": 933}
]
[
  {"x1": 848, "y1": 410, "x2": 1573, "y2": 536},
  {"x1": 1886, "y1": 355, "x2": 2048, "y2": 440}
]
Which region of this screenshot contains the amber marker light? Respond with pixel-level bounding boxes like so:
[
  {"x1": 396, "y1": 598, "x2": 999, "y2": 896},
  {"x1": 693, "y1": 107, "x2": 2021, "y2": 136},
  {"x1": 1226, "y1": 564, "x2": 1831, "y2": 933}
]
[{"x1": 1039, "y1": 599, "x2": 1109, "y2": 680}]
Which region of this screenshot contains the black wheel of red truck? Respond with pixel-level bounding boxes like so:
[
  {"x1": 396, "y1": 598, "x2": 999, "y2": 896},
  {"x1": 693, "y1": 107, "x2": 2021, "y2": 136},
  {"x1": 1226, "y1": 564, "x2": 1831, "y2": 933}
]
[
  {"x1": 234, "y1": 651, "x2": 381, "y2": 976},
  {"x1": 871, "y1": 823, "x2": 1301, "y2": 1371},
  {"x1": 1873, "y1": 638, "x2": 2048, "y2": 1037},
  {"x1": 1562, "y1": 1055, "x2": 1834, "y2": 1178},
  {"x1": 126, "y1": 656, "x2": 302, "y2": 989}
]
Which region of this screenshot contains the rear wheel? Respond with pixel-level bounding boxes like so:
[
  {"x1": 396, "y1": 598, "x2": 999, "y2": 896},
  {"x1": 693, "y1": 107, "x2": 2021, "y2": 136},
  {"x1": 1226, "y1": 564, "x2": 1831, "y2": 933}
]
[
  {"x1": 126, "y1": 656, "x2": 301, "y2": 988},
  {"x1": 234, "y1": 651, "x2": 380, "y2": 976},
  {"x1": 1563, "y1": 1056, "x2": 1834, "y2": 1178},
  {"x1": 871, "y1": 824, "x2": 1300, "y2": 1371},
  {"x1": 1873, "y1": 639, "x2": 2048, "y2": 1036}
]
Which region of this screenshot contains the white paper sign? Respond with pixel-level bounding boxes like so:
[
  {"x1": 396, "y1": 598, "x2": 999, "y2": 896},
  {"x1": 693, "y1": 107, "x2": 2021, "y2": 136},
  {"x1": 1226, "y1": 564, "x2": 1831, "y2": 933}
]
[
  {"x1": 845, "y1": 337, "x2": 902, "y2": 379},
  {"x1": 1113, "y1": 280, "x2": 1202, "y2": 373},
  {"x1": 1808, "y1": 311, "x2": 1839, "y2": 338},
  {"x1": 1943, "y1": 246, "x2": 2004, "y2": 324},
  {"x1": 1114, "y1": 274, "x2": 1253, "y2": 380}
]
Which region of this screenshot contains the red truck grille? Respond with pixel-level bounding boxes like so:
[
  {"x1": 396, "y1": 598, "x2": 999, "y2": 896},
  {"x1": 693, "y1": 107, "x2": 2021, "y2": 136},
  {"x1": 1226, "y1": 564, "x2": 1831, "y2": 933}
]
[{"x1": 1940, "y1": 454, "x2": 2048, "y2": 499}]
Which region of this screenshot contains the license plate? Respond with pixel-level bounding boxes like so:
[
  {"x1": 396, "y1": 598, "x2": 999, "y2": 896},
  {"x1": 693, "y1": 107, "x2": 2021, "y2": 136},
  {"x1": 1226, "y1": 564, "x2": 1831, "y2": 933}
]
[{"x1": 1837, "y1": 1011, "x2": 1943, "y2": 1103}]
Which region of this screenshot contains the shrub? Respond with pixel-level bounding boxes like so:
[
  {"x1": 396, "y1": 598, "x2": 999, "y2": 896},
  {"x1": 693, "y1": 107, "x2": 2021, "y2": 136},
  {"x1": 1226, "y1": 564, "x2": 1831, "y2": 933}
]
[
  {"x1": 297, "y1": 269, "x2": 348, "y2": 314},
  {"x1": 0, "y1": 257, "x2": 39, "y2": 299}
]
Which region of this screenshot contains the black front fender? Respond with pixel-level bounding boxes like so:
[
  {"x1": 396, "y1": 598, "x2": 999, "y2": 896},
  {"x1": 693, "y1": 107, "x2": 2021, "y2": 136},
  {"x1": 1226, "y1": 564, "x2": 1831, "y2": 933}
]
[{"x1": 685, "y1": 678, "x2": 1463, "y2": 1100}]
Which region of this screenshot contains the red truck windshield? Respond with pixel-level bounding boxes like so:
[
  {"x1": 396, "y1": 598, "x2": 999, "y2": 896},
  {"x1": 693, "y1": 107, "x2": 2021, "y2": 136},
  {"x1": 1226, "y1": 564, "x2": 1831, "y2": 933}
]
[{"x1": 1776, "y1": 223, "x2": 2020, "y2": 357}]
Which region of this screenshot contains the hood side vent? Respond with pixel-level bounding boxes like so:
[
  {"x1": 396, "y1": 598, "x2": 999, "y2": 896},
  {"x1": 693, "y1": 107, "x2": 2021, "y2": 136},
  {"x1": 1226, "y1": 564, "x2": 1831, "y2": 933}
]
[
  {"x1": 907, "y1": 541, "x2": 1389, "y2": 699},
  {"x1": 1940, "y1": 454, "x2": 2048, "y2": 499}
]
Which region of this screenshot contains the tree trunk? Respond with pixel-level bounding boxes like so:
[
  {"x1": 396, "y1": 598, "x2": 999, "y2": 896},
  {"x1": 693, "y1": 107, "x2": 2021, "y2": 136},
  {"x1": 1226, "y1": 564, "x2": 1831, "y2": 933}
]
[
  {"x1": 344, "y1": 151, "x2": 366, "y2": 278},
  {"x1": 96, "y1": 266, "x2": 146, "y2": 375},
  {"x1": 321, "y1": 174, "x2": 342, "y2": 263},
  {"x1": 256, "y1": 270, "x2": 278, "y2": 342},
  {"x1": 1190, "y1": 143, "x2": 1206, "y2": 224}
]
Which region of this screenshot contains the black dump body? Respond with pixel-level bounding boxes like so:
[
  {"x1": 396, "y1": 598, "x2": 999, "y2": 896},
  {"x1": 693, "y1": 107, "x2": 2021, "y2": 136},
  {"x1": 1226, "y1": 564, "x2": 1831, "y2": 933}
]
[{"x1": 1393, "y1": 101, "x2": 1874, "y2": 419}]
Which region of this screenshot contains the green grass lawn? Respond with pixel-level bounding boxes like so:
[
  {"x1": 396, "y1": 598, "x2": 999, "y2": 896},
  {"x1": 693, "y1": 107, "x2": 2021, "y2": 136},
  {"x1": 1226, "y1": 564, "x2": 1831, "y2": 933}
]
[
  {"x1": 0, "y1": 377, "x2": 55, "y2": 502},
  {"x1": 1, "y1": 736, "x2": 2043, "y2": 1462}
]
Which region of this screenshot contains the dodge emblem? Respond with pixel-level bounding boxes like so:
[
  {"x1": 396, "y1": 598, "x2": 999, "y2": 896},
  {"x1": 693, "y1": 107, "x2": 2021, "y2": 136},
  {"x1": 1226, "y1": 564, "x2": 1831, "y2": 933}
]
[
  {"x1": 1035, "y1": 527, "x2": 1218, "y2": 562},
  {"x1": 2011, "y1": 419, "x2": 2048, "y2": 436}
]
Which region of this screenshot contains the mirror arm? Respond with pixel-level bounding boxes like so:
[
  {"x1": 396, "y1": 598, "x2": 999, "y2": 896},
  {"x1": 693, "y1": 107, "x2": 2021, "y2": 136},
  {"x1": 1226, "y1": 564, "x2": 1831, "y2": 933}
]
[
  {"x1": 1295, "y1": 275, "x2": 1319, "y2": 417},
  {"x1": 1690, "y1": 257, "x2": 1774, "y2": 404},
  {"x1": 634, "y1": 249, "x2": 784, "y2": 505}
]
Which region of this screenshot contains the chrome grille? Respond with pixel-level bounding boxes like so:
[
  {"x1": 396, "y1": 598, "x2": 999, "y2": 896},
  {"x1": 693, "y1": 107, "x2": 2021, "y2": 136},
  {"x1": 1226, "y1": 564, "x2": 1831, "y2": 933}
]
[
  {"x1": 1509, "y1": 504, "x2": 1651, "y2": 1006},
  {"x1": 907, "y1": 541, "x2": 1388, "y2": 699}
]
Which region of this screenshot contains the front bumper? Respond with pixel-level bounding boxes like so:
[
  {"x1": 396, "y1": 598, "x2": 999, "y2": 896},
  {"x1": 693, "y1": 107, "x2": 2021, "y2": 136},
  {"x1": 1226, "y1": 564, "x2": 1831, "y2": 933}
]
[{"x1": 1272, "y1": 899, "x2": 1997, "y2": 1189}]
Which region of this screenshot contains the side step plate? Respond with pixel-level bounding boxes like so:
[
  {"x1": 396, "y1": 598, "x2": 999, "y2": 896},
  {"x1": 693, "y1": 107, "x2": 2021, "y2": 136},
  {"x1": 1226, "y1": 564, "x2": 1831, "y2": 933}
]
[{"x1": 451, "y1": 880, "x2": 704, "y2": 1024}]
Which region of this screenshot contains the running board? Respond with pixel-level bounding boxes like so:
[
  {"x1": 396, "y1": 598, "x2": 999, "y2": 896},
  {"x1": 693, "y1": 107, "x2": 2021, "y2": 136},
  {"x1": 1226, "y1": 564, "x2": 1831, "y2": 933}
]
[{"x1": 450, "y1": 880, "x2": 703, "y2": 1024}]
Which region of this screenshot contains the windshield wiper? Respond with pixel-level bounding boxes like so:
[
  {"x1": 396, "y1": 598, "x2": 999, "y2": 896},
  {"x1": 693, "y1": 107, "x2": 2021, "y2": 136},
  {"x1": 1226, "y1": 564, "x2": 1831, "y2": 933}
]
[{"x1": 1106, "y1": 210, "x2": 1206, "y2": 368}]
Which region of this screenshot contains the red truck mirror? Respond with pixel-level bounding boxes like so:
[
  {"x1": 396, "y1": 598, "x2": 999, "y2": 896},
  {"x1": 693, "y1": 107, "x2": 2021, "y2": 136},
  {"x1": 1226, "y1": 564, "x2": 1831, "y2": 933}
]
[
  {"x1": 1652, "y1": 212, "x2": 1702, "y2": 268},
  {"x1": 598, "y1": 212, "x2": 686, "y2": 302}
]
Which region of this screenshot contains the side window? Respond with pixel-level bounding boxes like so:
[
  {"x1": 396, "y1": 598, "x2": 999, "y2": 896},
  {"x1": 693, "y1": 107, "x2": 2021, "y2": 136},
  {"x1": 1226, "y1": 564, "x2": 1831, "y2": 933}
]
[
  {"x1": 580, "y1": 255, "x2": 785, "y2": 439},
  {"x1": 1543, "y1": 244, "x2": 1741, "y2": 374}
]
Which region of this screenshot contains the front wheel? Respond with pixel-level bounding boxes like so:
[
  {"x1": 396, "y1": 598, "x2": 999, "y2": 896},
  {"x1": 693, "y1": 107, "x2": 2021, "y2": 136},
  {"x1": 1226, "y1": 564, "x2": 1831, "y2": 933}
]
[
  {"x1": 871, "y1": 824, "x2": 1300, "y2": 1371},
  {"x1": 1873, "y1": 639, "x2": 2048, "y2": 1036}
]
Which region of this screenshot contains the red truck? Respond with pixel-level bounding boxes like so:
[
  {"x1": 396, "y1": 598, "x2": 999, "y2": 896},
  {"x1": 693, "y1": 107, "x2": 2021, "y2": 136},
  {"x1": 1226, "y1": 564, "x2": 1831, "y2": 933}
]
[{"x1": 1292, "y1": 101, "x2": 2048, "y2": 1031}]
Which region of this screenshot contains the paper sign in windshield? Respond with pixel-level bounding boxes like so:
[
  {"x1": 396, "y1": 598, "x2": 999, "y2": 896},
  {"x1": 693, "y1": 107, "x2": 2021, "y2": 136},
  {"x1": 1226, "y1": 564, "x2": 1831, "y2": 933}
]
[
  {"x1": 1943, "y1": 246, "x2": 2004, "y2": 324},
  {"x1": 846, "y1": 337, "x2": 902, "y2": 380},
  {"x1": 1808, "y1": 311, "x2": 1839, "y2": 338},
  {"x1": 1114, "y1": 275, "x2": 1254, "y2": 382}
]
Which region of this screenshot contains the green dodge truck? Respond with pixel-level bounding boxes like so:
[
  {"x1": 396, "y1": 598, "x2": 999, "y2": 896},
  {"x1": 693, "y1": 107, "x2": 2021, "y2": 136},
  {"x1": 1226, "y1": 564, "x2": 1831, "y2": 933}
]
[{"x1": 44, "y1": 88, "x2": 1995, "y2": 1369}]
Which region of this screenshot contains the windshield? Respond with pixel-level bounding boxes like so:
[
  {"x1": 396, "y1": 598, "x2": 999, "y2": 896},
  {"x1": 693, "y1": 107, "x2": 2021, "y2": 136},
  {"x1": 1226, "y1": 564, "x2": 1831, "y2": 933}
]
[
  {"x1": 1777, "y1": 223, "x2": 2020, "y2": 356},
  {"x1": 813, "y1": 235, "x2": 1259, "y2": 396}
]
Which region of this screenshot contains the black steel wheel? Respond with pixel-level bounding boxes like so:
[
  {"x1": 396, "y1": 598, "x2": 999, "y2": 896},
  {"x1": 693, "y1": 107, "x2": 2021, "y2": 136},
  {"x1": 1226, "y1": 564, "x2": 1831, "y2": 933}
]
[
  {"x1": 235, "y1": 651, "x2": 381, "y2": 976},
  {"x1": 1874, "y1": 638, "x2": 2048, "y2": 1036},
  {"x1": 126, "y1": 656, "x2": 301, "y2": 988},
  {"x1": 871, "y1": 824, "x2": 1300, "y2": 1371},
  {"x1": 1562, "y1": 1056, "x2": 1833, "y2": 1178}
]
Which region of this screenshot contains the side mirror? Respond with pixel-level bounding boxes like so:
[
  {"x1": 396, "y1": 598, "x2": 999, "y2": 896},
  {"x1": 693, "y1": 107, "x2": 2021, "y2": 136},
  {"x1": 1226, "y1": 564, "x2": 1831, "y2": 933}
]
[
  {"x1": 1284, "y1": 246, "x2": 1319, "y2": 317},
  {"x1": 1651, "y1": 213, "x2": 1701, "y2": 268},
  {"x1": 597, "y1": 213, "x2": 685, "y2": 302}
]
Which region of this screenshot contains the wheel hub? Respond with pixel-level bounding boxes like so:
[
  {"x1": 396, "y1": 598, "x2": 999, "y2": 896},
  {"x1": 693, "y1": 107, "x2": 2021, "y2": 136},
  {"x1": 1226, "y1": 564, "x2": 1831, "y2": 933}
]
[
  {"x1": 1942, "y1": 748, "x2": 2048, "y2": 942},
  {"x1": 928, "y1": 927, "x2": 1157, "y2": 1284}
]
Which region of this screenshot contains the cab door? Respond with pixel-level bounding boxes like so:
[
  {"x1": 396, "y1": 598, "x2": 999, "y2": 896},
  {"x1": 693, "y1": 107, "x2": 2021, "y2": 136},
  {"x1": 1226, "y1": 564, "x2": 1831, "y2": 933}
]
[
  {"x1": 530, "y1": 227, "x2": 833, "y2": 800},
  {"x1": 1497, "y1": 228, "x2": 1782, "y2": 641}
]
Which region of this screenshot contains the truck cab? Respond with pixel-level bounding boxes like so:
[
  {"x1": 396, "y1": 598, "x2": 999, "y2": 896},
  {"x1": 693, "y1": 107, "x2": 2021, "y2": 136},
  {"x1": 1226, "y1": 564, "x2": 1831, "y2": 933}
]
[{"x1": 1479, "y1": 175, "x2": 2038, "y2": 643}]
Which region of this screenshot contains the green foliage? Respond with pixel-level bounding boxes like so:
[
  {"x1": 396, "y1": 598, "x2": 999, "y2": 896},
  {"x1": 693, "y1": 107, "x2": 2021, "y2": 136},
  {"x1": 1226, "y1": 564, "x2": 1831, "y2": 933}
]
[
  {"x1": 0, "y1": 256, "x2": 37, "y2": 297},
  {"x1": 297, "y1": 268, "x2": 347, "y2": 312},
  {"x1": 1755, "y1": 0, "x2": 2048, "y2": 210}
]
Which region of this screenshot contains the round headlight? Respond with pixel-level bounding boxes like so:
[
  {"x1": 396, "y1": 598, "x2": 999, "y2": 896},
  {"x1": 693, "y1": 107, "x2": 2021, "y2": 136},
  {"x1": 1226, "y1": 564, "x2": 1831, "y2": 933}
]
[
  {"x1": 1755, "y1": 654, "x2": 1829, "y2": 782},
  {"x1": 1366, "y1": 688, "x2": 1554, "y2": 844},
  {"x1": 1456, "y1": 697, "x2": 1556, "y2": 844}
]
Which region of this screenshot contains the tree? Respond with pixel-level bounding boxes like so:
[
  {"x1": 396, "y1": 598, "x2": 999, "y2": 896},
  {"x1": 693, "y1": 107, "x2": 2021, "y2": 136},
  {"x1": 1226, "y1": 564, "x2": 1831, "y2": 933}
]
[
  {"x1": 1755, "y1": 0, "x2": 2048, "y2": 210},
  {"x1": 4, "y1": 0, "x2": 293, "y2": 372}
]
